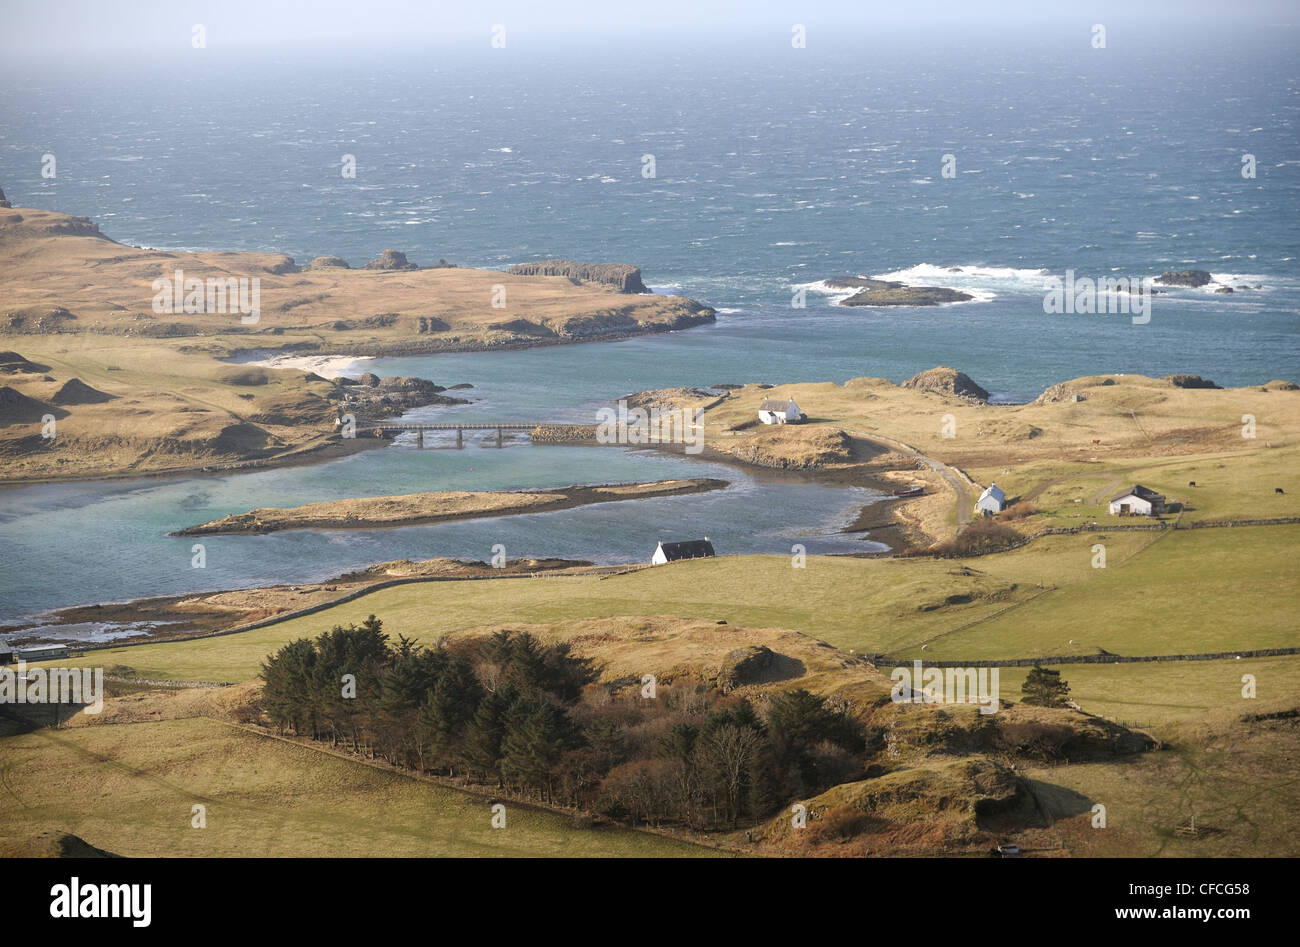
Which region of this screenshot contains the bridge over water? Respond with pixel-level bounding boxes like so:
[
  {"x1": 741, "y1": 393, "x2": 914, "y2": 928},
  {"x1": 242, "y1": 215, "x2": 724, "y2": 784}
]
[{"x1": 366, "y1": 421, "x2": 543, "y2": 447}]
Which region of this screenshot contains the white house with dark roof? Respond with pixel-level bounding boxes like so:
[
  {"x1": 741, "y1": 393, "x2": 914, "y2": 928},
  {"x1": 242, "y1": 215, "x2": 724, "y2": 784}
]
[
  {"x1": 651, "y1": 538, "x2": 716, "y2": 565},
  {"x1": 1109, "y1": 485, "x2": 1165, "y2": 516},
  {"x1": 758, "y1": 397, "x2": 801, "y2": 425},
  {"x1": 974, "y1": 482, "x2": 1007, "y2": 516}
]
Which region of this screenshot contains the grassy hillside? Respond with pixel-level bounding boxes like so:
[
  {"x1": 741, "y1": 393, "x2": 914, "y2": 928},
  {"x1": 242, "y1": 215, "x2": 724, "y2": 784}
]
[{"x1": 0, "y1": 717, "x2": 717, "y2": 858}]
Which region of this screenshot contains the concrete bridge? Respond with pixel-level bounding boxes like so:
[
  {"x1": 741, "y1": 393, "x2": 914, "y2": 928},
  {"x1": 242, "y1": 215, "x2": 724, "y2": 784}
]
[{"x1": 367, "y1": 421, "x2": 541, "y2": 447}]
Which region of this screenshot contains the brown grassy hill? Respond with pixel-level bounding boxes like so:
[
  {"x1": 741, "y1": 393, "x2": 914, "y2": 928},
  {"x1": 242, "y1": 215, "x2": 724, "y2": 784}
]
[
  {"x1": 0, "y1": 204, "x2": 712, "y2": 353},
  {"x1": 0, "y1": 200, "x2": 717, "y2": 481}
]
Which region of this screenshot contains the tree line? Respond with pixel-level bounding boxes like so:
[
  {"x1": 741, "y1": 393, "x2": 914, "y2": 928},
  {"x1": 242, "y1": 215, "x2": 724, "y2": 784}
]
[{"x1": 259, "y1": 616, "x2": 866, "y2": 829}]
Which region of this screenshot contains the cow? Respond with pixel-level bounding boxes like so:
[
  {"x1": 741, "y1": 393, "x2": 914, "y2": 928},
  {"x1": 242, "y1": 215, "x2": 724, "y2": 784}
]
[
  {"x1": 1188, "y1": 481, "x2": 1196, "y2": 487},
  {"x1": 1276, "y1": 488, "x2": 1285, "y2": 495}
]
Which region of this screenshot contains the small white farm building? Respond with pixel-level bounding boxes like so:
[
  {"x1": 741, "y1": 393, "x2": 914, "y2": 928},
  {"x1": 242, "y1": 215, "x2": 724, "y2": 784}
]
[
  {"x1": 758, "y1": 397, "x2": 802, "y2": 425},
  {"x1": 1109, "y1": 485, "x2": 1165, "y2": 516},
  {"x1": 651, "y1": 538, "x2": 716, "y2": 565},
  {"x1": 974, "y1": 483, "x2": 1007, "y2": 516}
]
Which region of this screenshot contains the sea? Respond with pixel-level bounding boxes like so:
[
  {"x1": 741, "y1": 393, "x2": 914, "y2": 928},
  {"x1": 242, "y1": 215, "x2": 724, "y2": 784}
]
[{"x1": 0, "y1": 22, "x2": 1296, "y2": 633}]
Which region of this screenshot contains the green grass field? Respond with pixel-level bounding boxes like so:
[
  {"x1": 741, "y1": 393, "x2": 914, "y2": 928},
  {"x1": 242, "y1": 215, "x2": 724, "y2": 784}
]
[
  {"x1": 997, "y1": 656, "x2": 1300, "y2": 729},
  {"x1": 0, "y1": 717, "x2": 717, "y2": 858},
  {"x1": 904, "y1": 525, "x2": 1299, "y2": 660},
  {"x1": 52, "y1": 525, "x2": 1297, "y2": 683},
  {"x1": 978, "y1": 445, "x2": 1298, "y2": 529}
]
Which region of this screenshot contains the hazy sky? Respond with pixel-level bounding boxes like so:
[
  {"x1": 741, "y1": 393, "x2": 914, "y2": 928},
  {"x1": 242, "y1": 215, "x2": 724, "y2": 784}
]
[{"x1": 4, "y1": 0, "x2": 1292, "y2": 56}]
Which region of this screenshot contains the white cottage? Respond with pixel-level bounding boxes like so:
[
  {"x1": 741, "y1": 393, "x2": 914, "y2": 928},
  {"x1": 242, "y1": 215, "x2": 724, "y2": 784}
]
[
  {"x1": 1109, "y1": 485, "x2": 1165, "y2": 516},
  {"x1": 974, "y1": 482, "x2": 1007, "y2": 516},
  {"x1": 758, "y1": 397, "x2": 802, "y2": 425},
  {"x1": 651, "y1": 538, "x2": 716, "y2": 565}
]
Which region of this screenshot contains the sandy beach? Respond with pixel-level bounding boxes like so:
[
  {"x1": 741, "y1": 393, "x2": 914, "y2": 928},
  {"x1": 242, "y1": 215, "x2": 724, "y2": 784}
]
[{"x1": 244, "y1": 353, "x2": 375, "y2": 378}]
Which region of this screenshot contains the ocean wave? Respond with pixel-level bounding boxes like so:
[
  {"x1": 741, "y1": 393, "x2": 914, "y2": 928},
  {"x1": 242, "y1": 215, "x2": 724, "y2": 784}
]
[
  {"x1": 795, "y1": 279, "x2": 859, "y2": 304},
  {"x1": 874, "y1": 263, "x2": 1052, "y2": 301},
  {"x1": 796, "y1": 274, "x2": 994, "y2": 306}
]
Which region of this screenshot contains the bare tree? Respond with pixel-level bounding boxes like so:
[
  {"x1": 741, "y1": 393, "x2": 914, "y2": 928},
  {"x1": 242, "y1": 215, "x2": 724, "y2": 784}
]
[{"x1": 702, "y1": 724, "x2": 761, "y2": 826}]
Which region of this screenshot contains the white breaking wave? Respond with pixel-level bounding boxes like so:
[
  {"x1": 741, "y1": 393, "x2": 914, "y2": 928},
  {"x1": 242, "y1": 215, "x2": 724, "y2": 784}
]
[
  {"x1": 1144, "y1": 272, "x2": 1280, "y2": 295},
  {"x1": 796, "y1": 264, "x2": 1289, "y2": 308},
  {"x1": 795, "y1": 279, "x2": 860, "y2": 305},
  {"x1": 797, "y1": 272, "x2": 995, "y2": 306},
  {"x1": 873, "y1": 263, "x2": 1053, "y2": 303}
]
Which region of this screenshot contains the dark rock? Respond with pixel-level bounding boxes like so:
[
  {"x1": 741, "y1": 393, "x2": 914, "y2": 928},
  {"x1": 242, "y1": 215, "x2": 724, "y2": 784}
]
[
  {"x1": 0, "y1": 186, "x2": 10, "y2": 209},
  {"x1": 716, "y1": 645, "x2": 804, "y2": 692},
  {"x1": 333, "y1": 374, "x2": 469, "y2": 416},
  {"x1": 264, "y1": 256, "x2": 299, "y2": 275},
  {"x1": 1036, "y1": 382, "x2": 1086, "y2": 404},
  {"x1": 826, "y1": 276, "x2": 973, "y2": 307},
  {"x1": 1162, "y1": 374, "x2": 1221, "y2": 389},
  {"x1": 415, "y1": 316, "x2": 449, "y2": 333},
  {"x1": 903, "y1": 366, "x2": 990, "y2": 402},
  {"x1": 1214, "y1": 286, "x2": 1233, "y2": 294},
  {"x1": 507, "y1": 259, "x2": 649, "y2": 294},
  {"x1": 327, "y1": 313, "x2": 399, "y2": 332},
  {"x1": 379, "y1": 376, "x2": 445, "y2": 393},
  {"x1": 1154, "y1": 269, "x2": 1213, "y2": 288},
  {"x1": 363, "y1": 249, "x2": 418, "y2": 271}
]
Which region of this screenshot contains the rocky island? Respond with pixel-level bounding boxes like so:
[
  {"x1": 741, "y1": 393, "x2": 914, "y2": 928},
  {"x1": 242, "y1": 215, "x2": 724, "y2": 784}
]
[
  {"x1": 0, "y1": 196, "x2": 717, "y2": 482},
  {"x1": 1154, "y1": 269, "x2": 1214, "y2": 288},
  {"x1": 825, "y1": 276, "x2": 975, "y2": 306}
]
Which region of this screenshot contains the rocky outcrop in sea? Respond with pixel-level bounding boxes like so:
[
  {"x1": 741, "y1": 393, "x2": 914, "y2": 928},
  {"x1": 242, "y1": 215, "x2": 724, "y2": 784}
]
[
  {"x1": 328, "y1": 374, "x2": 471, "y2": 417},
  {"x1": 363, "y1": 249, "x2": 419, "y2": 271},
  {"x1": 1154, "y1": 269, "x2": 1213, "y2": 288},
  {"x1": 825, "y1": 276, "x2": 974, "y2": 306},
  {"x1": 507, "y1": 259, "x2": 650, "y2": 293}
]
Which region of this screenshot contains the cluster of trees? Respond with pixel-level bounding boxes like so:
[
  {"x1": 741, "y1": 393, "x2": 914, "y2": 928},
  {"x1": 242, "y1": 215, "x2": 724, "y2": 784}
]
[{"x1": 259, "y1": 616, "x2": 865, "y2": 828}]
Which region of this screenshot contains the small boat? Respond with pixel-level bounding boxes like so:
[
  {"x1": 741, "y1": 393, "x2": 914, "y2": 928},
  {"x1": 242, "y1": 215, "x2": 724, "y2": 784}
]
[{"x1": 891, "y1": 485, "x2": 926, "y2": 498}]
